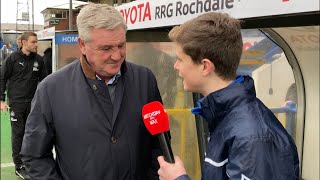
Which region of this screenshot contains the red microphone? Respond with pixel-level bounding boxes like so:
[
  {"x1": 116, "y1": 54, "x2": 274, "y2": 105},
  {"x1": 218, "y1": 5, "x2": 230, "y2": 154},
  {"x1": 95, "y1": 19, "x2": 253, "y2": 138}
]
[{"x1": 142, "y1": 101, "x2": 175, "y2": 163}]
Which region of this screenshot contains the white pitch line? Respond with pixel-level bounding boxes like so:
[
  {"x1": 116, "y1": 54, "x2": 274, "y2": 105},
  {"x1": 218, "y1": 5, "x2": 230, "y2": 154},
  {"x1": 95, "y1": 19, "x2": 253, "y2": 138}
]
[{"x1": 1, "y1": 163, "x2": 15, "y2": 168}]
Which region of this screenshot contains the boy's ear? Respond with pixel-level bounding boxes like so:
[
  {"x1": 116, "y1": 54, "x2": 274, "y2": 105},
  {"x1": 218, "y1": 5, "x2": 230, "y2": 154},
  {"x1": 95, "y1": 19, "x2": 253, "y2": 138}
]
[{"x1": 202, "y1": 58, "x2": 215, "y2": 75}]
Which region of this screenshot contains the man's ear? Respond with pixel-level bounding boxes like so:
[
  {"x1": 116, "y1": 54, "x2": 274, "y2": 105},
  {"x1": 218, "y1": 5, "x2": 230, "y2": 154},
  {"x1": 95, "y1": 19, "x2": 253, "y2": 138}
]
[
  {"x1": 78, "y1": 37, "x2": 86, "y2": 55},
  {"x1": 202, "y1": 58, "x2": 215, "y2": 75},
  {"x1": 21, "y1": 39, "x2": 27, "y2": 46}
]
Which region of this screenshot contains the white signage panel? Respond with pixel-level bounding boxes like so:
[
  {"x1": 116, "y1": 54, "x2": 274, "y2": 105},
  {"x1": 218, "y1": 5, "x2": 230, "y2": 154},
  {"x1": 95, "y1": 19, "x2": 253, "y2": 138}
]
[
  {"x1": 115, "y1": 0, "x2": 319, "y2": 30},
  {"x1": 36, "y1": 27, "x2": 55, "y2": 40}
]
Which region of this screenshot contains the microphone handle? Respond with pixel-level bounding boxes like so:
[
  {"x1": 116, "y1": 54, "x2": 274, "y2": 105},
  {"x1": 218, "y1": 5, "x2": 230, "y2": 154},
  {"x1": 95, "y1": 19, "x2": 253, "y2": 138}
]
[{"x1": 157, "y1": 132, "x2": 175, "y2": 163}]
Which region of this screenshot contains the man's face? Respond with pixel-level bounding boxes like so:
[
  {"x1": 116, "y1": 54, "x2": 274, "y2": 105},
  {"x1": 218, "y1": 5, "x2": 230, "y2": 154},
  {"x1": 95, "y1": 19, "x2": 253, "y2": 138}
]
[
  {"x1": 22, "y1": 36, "x2": 38, "y2": 53},
  {"x1": 174, "y1": 44, "x2": 203, "y2": 93},
  {"x1": 79, "y1": 26, "x2": 126, "y2": 79}
]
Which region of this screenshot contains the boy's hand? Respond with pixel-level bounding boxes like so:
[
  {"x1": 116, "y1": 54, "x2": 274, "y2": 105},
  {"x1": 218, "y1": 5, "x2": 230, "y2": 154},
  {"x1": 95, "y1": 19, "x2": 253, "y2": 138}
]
[{"x1": 158, "y1": 156, "x2": 187, "y2": 180}]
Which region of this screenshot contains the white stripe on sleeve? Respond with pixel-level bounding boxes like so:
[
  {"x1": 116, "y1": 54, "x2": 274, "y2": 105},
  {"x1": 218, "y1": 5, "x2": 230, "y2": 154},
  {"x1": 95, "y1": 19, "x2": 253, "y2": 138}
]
[{"x1": 204, "y1": 157, "x2": 228, "y2": 167}]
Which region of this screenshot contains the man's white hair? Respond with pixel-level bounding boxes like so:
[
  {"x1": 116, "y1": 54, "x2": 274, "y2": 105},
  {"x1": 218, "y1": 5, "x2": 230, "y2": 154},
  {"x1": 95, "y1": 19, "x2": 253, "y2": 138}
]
[{"x1": 77, "y1": 3, "x2": 127, "y2": 42}]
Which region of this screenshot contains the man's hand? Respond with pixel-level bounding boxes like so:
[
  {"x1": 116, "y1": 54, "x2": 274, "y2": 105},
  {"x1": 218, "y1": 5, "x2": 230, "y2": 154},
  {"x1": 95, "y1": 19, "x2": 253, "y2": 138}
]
[
  {"x1": 158, "y1": 156, "x2": 187, "y2": 180},
  {"x1": 0, "y1": 101, "x2": 10, "y2": 115}
]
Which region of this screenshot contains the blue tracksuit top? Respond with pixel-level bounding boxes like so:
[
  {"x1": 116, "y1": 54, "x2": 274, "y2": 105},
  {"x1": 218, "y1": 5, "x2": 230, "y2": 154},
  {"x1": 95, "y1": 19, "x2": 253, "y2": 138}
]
[{"x1": 176, "y1": 75, "x2": 299, "y2": 180}]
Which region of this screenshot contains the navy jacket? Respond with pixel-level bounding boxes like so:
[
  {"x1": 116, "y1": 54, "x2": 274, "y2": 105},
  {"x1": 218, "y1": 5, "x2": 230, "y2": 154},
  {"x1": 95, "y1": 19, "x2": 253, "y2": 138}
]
[
  {"x1": 177, "y1": 76, "x2": 299, "y2": 180},
  {"x1": 21, "y1": 56, "x2": 163, "y2": 180}
]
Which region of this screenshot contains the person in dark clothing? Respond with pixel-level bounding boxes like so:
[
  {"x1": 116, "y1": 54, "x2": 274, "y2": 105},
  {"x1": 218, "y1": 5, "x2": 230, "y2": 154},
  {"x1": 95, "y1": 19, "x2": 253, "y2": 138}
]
[
  {"x1": 0, "y1": 31, "x2": 47, "y2": 180},
  {"x1": 157, "y1": 12, "x2": 299, "y2": 180},
  {"x1": 16, "y1": 35, "x2": 22, "y2": 51},
  {"x1": 20, "y1": 3, "x2": 164, "y2": 180},
  {"x1": 43, "y1": 47, "x2": 52, "y2": 74}
]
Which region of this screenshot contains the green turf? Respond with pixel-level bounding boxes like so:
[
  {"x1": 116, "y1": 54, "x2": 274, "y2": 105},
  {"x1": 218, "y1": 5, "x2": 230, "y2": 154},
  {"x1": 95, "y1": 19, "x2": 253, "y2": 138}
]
[
  {"x1": 1, "y1": 110, "x2": 12, "y2": 163},
  {"x1": 1, "y1": 110, "x2": 21, "y2": 179}
]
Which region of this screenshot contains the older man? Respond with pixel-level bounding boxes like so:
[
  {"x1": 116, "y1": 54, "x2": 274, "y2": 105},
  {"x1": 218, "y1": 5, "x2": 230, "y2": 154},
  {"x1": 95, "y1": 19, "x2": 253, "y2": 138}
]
[{"x1": 21, "y1": 3, "x2": 164, "y2": 180}]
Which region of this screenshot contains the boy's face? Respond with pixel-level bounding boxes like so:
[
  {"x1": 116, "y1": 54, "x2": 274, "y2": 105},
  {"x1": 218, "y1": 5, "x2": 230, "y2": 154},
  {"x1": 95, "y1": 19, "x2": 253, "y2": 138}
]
[{"x1": 174, "y1": 44, "x2": 203, "y2": 93}]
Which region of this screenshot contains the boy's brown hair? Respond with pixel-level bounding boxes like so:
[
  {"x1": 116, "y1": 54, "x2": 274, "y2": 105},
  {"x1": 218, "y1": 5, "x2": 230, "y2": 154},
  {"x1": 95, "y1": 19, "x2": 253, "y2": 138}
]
[{"x1": 169, "y1": 12, "x2": 243, "y2": 80}]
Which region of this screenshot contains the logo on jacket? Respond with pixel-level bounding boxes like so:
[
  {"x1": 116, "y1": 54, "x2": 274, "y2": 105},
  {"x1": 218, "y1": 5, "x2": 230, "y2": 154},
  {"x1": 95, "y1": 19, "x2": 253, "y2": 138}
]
[
  {"x1": 10, "y1": 111, "x2": 17, "y2": 121},
  {"x1": 33, "y1": 61, "x2": 39, "y2": 71},
  {"x1": 241, "y1": 174, "x2": 251, "y2": 180},
  {"x1": 19, "y1": 62, "x2": 24, "y2": 66}
]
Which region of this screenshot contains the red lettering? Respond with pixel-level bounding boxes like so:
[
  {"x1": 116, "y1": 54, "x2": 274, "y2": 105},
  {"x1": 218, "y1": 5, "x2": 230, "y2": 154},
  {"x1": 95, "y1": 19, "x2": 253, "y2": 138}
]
[
  {"x1": 119, "y1": 2, "x2": 152, "y2": 25},
  {"x1": 297, "y1": 35, "x2": 308, "y2": 43},
  {"x1": 308, "y1": 35, "x2": 319, "y2": 43},
  {"x1": 124, "y1": 8, "x2": 130, "y2": 24},
  {"x1": 119, "y1": 9, "x2": 124, "y2": 18},
  {"x1": 243, "y1": 42, "x2": 252, "y2": 51},
  {"x1": 291, "y1": 36, "x2": 302, "y2": 43},
  {"x1": 291, "y1": 35, "x2": 319, "y2": 44},
  {"x1": 242, "y1": 41, "x2": 257, "y2": 51},
  {"x1": 137, "y1": 3, "x2": 144, "y2": 22},
  {"x1": 130, "y1": 6, "x2": 137, "y2": 24},
  {"x1": 42, "y1": 31, "x2": 49, "y2": 37},
  {"x1": 143, "y1": 2, "x2": 151, "y2": 21}
]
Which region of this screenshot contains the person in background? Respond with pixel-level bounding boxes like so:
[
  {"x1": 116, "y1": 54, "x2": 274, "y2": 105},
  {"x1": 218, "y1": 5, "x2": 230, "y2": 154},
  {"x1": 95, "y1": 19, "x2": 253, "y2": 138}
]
[
  {"x1": 16, "y1": 35, "x2": 22, "y2": 50},
  {"x1": 0, "y1": 45, "x2": 9, "y2": 61},
  {"x1": 157, "y1": 12, "x2": 299, "y2": 180},
  {"x1": 20, "y1": 3, "x2": 164, "y2": 180},
  {"x1": 43, "y1": 47, "x2": 52, "y2": 74},
  {"x1": 0, "y1": 31, "x2": 47, "y2": 180},
  {"x1": 0, "y1": 35, "x2": 4, "y2": 49},
  {"x1": 7, "y1": 41, "x2": 13, "y2": 49}
]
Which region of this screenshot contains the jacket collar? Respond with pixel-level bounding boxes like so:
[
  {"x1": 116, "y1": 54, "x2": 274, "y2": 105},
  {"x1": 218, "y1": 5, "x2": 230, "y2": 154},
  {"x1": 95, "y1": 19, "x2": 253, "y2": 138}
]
[
  {"x1": 192, "y1": 75, "x2": 256, "y2": 132},
  {"x1": 79, "y1": 54, "x2": 127, "y2": 80},
  {"x1": 18, "y1": 50, "x2": 36, "y2": 58}
]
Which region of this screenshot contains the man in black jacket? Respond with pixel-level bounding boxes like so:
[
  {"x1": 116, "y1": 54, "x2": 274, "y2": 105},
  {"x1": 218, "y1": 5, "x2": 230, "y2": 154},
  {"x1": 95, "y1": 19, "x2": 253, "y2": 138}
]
[
  {"x1": 0, "y1": 31, "x2": 47, "y2": 179},
  {"x1": 20, "y1": 3, "x2": 164, "y2": 180}
]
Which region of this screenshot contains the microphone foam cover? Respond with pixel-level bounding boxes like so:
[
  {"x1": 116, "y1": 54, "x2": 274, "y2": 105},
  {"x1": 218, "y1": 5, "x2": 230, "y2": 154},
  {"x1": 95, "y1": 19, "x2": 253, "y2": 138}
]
[{"x1": 142, "y1": 101, "x2": 169, "y2": 135}]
